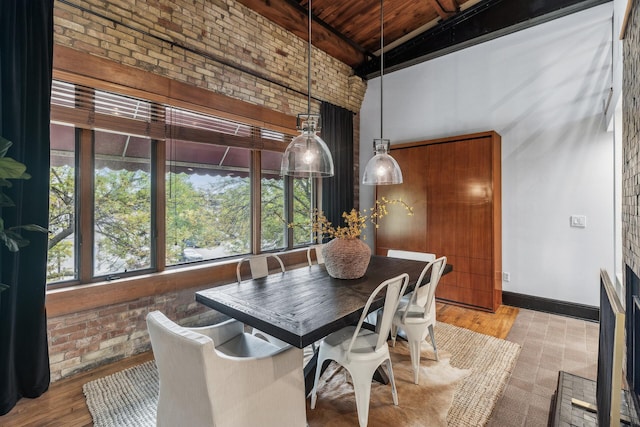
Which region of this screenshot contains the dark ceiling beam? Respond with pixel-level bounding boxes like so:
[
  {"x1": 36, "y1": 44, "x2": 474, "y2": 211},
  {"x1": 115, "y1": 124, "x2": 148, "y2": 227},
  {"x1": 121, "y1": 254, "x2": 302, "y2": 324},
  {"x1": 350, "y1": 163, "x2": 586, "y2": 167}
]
[
  {"x1": 235, "y1": 0, "x2": 372, "y2": 68},
  {"x1": 356, "y1": 0, "x2": 611, "y2": 79}
]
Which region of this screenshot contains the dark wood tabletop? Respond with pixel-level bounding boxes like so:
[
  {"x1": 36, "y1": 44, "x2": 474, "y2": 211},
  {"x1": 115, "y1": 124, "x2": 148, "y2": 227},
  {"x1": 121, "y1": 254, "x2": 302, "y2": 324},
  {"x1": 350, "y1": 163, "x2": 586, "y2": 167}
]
[{"x1": 195, "y1": 255, "x2": 453, "y2": 349}]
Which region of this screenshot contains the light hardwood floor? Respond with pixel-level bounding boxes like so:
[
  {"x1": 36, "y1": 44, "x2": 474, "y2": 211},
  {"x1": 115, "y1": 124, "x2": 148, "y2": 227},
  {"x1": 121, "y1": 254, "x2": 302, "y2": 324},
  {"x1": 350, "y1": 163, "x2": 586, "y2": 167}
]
[{"x1": 1, "y1": 302, "x2": 519, "y2": 426}]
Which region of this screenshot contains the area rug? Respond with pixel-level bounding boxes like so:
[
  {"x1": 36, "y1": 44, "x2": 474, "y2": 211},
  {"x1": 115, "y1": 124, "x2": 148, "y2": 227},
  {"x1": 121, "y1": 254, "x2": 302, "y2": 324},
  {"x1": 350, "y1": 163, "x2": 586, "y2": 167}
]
[{"x1": 83, "y1": 323, "x2": 520, "y2": 426}]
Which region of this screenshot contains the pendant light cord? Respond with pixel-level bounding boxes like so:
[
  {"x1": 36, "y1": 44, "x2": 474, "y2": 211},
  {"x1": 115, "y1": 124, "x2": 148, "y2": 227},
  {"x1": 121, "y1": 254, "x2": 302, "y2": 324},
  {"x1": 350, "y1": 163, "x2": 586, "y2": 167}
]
[
  {"x1": 380, "y1": 0, "x2": 384, "y2": 140},
  {"x1": 307, "y1": 0, "x2": 312, "y2": 116}
]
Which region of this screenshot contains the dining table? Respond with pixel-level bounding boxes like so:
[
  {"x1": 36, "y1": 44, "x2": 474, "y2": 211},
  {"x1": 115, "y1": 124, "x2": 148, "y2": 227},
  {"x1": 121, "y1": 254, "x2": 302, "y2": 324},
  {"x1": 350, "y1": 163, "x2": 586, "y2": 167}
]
[{"x1": 195, "y1": 254, "x2": 453, "y2": 393}]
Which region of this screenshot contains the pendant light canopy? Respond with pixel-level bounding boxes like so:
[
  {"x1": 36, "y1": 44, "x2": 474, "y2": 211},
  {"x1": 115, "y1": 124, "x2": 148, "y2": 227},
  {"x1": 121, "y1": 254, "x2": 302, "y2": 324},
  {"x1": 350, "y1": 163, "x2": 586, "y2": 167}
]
[
  {"x1": 281, "y1": 0, "x2": 334, "y2": 178},
  {"x1": 362, "y1": 0, "x2": 403, "y2": 186}
]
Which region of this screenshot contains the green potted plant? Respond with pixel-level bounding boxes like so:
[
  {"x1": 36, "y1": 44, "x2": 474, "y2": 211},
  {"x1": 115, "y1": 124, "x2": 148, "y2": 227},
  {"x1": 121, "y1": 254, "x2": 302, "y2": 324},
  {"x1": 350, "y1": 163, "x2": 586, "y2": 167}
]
[{"x1": 0, "y1": 136, "x2": 48, "y2": 292}]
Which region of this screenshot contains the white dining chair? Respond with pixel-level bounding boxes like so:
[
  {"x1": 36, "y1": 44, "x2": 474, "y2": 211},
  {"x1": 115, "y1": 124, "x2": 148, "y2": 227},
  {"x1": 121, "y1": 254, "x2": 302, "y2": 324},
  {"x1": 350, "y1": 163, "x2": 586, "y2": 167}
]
[
  {"x1": 387, "y1": 248, "x2": 436, "y2": 263},
  {"x1": 146, "y1": 311, "x2": 307, "y2": 427},
  {"x1": 365, "y1": 249, "x2": 437, "y2": 326},
  {"x1": 310, "y1": 273, "x2": 409, "y2": 427},
  {"x1": 306, "y1": 244, "x2": 325, "y2": 266},
  {"x1": 235, "y1": 253, "x2": 285, "y2": 283},
  {"x1": 236, "y1": 254, "x2": 292, "y2": 347},
  {"x1": 391, "y1": 256, "x2": 447, "y2": 384},
  {"x1": 384, "y1": 250, "x2": 437, "y2": 324}
]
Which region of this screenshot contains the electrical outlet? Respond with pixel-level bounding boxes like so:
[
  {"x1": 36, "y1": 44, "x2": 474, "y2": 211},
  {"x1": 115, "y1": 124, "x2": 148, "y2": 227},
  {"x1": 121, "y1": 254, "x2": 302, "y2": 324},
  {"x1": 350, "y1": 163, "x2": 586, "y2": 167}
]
[{"x1": 502, "y1": 272, "x2": 510, "y2": 282}]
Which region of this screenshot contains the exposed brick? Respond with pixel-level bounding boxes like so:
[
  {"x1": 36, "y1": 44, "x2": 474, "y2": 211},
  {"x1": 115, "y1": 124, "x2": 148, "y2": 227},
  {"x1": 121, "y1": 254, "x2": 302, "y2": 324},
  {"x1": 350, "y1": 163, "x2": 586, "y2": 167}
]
[
  {"x1": 49, "y1": 352, "x2": 65, "y2": 364},
  {"x1": 50, "y1": 356, "x2": 82, "y2": 372},
  {"x1": 52, "y1": 322, "x2": 87, "y2": 336},
  {"x1": 49, "y1": 340, "x2": 77, "y2": 354},
  {"x1": 623, "y1": 1, "x2": 640, "y2": 280},
  {"x1": 63, "y1": 311, "x2": 99, "y2": 325},
  {"x1": 47, "y1": 283, "x2": 223, "y2": 381},
  {"x1": 49, "y1": 333, "x2": 70, "y2": 345},
  {"x1": 55, "y1": 16, "x2": 85, "y2": 34},
  {"x1": 47, "y1": 318, "x2": 65, "y2": 330},
  {"x1": 53, "y1": 0, "x2": 365, "y2": 114},
  {"x1": 60, "y1": 355, "x2": 123, "y2": 378}
]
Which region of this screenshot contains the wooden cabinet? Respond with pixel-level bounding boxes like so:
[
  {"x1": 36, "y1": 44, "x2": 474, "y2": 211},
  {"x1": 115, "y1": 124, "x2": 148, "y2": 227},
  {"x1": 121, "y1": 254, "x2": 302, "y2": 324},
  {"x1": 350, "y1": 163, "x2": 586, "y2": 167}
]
[{"x1": 375, "y1": 131, "x2": 502, "y2": 312}]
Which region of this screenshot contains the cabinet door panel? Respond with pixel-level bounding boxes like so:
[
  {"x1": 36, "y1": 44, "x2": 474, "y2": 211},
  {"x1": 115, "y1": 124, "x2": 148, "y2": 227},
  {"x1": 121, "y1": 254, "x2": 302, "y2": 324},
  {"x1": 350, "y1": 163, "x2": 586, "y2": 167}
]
[
  {"x1": 467, "y1": 138, "x2": 493, "y2": 260},
  {"x1": 425, "y1": 142, "x2": 455, "y2": 257},
  {"x1": 376, "y1": 146, "x2": 428, "y2": 254}
]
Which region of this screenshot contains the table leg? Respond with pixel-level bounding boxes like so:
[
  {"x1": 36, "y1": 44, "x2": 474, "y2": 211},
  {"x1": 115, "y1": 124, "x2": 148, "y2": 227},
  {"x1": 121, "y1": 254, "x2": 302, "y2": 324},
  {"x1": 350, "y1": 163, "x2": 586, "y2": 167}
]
[{"x1": 304, "y1": 351, "x2": 318, "y2": 396}]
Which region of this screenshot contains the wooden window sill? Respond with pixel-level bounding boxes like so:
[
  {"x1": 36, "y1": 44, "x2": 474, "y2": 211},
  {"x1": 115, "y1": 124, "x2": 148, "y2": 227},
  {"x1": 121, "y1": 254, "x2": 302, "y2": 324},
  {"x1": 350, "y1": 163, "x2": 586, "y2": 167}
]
[{"x1": 46, "y1": 249, "x2": 309, "y2": 317}]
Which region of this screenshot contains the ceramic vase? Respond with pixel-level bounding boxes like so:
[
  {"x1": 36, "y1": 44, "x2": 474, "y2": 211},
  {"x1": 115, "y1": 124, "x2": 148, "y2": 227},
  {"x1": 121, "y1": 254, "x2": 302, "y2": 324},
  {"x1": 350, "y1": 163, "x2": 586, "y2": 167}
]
[{"x1": 322, "y1": 238, "x2": 371, "y2": 279}]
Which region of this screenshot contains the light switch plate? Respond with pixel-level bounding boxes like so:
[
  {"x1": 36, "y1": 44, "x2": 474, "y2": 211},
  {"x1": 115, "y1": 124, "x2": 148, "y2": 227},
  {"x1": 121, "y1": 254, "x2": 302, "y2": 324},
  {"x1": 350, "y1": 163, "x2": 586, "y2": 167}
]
[{"x1": 570, "y1": 215, "x2": 587, "y2": 228}]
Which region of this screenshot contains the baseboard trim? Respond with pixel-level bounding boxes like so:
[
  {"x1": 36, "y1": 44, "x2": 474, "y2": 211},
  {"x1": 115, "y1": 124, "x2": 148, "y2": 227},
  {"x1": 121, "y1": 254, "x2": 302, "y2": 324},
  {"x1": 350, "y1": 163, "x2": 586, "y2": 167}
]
[{"x1": 502, "y1": 291, "x2": 599, "y2": 322}]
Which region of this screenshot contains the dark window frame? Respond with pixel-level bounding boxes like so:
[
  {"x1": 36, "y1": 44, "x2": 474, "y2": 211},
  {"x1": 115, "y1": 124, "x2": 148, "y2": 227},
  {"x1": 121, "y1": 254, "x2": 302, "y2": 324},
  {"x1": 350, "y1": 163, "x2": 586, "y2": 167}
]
[{"x1": 47, "y1": 79, "x2": 314, "y2": 288}]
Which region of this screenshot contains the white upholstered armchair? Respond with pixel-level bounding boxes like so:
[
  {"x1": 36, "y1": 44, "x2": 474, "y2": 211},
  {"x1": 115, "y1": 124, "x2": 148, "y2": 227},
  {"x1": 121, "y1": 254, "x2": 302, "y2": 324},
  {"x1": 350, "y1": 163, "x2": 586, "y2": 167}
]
[{"x1": 146, "y1": 311, "x2": 307, "y2": 427}]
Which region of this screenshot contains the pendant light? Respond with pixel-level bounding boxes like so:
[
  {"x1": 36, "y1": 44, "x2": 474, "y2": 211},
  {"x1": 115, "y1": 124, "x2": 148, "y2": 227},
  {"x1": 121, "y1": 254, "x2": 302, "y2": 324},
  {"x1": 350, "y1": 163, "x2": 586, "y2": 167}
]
[
  {"x1": 281, "y1": 0, "x2": 334, "y2": 178},
  {"x1": 362, "y1": 0, "x2": 403, "y2": 185}
]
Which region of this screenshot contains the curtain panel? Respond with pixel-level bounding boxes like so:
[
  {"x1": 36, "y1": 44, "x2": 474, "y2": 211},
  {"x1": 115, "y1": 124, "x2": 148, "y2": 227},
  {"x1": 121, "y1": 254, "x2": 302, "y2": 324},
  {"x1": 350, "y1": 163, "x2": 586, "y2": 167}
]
[
  {"x1": 0, "y1": 0, "x2": 54, "y2": 415},
  {"x1": 320, "y1": 102, "x2": 354, "y2": 231}
]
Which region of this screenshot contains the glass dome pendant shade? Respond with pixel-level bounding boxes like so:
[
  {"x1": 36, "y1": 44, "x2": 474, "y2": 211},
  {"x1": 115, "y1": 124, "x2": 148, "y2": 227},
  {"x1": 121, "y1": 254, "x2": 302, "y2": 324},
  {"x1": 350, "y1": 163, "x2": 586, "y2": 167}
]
[
  {"x1": 281, "y1": 113, "x2": 334, "y2": 177},
  {"x1": 280, "y1": 0, "x2": 334, "y2": 178},
  {"x1": 362, "y1": 138, "x2": 403, "y2": 185}
]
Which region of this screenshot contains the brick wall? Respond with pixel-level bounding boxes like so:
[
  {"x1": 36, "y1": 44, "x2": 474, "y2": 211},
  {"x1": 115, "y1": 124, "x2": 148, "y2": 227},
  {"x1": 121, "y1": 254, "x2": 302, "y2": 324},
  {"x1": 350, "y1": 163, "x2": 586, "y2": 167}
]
[
  {"x1": 623, "y1": 2, "x2": 640, "y2": 281},
  {"x1": 622, "y1": 4, "x2": 640, "y2": 421},
  {"x1": 48, "y1": 288, "x2": 224, "y2": 382},
  {"x1": 53, "y1": 0, "x2": 366, "y2": 114},
  {"x1": 49, "y1": 0, "x2": 366, "y2": 381}
]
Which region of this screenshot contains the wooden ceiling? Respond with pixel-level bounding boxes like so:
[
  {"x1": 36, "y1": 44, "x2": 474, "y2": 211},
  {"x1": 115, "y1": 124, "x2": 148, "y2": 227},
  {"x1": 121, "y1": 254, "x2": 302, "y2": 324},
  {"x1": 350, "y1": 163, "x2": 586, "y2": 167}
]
[
  {"x1": 237, "y1": 0, "x2": 609, "y2": 79},
  {"x1": 237, "y1": 0, "x2": 475, "y2": 69}
]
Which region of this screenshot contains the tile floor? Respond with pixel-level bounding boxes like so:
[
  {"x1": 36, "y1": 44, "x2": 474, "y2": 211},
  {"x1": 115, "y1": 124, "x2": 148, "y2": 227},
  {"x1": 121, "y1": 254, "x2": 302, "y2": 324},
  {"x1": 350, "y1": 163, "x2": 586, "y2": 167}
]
[{"x1": 486, "y1": 308, "x2": 600, "y2": 426}]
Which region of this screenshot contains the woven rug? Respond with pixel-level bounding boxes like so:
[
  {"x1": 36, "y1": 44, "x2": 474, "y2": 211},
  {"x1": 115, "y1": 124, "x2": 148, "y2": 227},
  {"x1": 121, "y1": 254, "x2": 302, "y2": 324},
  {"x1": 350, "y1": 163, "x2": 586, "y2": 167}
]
[{"x1": 83, "y1": 323, "x2": 520, "y2": 426}]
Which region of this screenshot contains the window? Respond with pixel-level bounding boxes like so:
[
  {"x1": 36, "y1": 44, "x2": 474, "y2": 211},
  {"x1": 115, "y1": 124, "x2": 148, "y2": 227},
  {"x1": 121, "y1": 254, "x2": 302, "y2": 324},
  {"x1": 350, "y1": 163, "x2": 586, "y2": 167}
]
[
  {"x1": 48, "y1": 123, "x2": 77, "y2": 282},
  {"x1": 292, "y1": 177, "x2": 314, "y2": 245},
  {"x1": 165, "y1": 138, "x2": 252, "y2": 265},
  {"x1": 261, "y1": 150, "x2": 286, "y2": 251},
  {"x1": 47, "y1": 80, "x2": 311, "y2": 285},
  {"x1": 93, "y1": 130, "x2": 154, "y2": 277}
]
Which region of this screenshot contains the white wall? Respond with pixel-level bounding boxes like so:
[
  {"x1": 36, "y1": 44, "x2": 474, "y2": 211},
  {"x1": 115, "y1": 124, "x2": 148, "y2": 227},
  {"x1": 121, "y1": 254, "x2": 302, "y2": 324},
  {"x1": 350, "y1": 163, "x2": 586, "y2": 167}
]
[
  {"x1": 607, "y1": 0, "x2": 627, "y2": 128},
  {"x1": 612, "y1": 0, "x2": 627, "y2": 286},
  {"x1": 360, "y1": 3, "x2": 615, "y2": 307}
]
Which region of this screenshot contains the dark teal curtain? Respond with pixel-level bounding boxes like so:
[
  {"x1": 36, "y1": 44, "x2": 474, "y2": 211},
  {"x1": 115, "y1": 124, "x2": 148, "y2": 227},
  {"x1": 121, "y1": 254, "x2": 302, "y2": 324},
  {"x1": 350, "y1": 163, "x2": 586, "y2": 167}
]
[
  {"x1": 0, "y1": 0, "x2": 53, "y2": 415},
  {"x1": 320, "y1": 102, "x2": 354, "y2": 230}
]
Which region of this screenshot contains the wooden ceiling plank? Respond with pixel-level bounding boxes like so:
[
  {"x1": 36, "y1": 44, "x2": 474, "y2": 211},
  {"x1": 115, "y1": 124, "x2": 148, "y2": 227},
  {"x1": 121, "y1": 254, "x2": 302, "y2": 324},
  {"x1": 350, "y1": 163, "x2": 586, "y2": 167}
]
[
  {"x1": 239, "y1": 0, "x2": 454, "y2": 69},
  {"x1": 379, "y1": 1, "x2": 438, "y2": 50},
  {"x1": 283, "y1": 0, "x2": 374, "y2": 57},
  {"x1": 239, "y1": 0, "x2": 607, "y2": 76}
]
